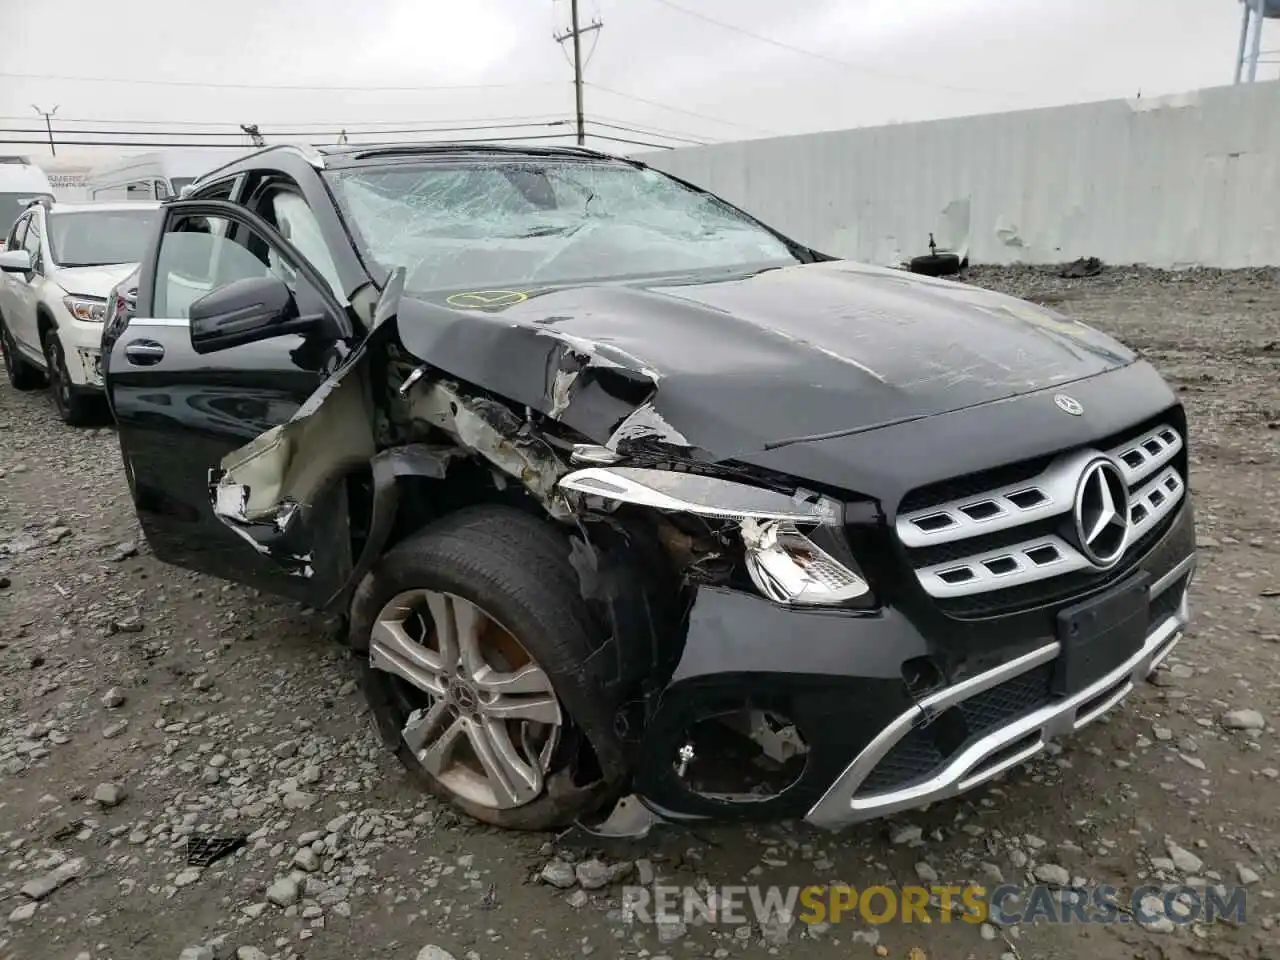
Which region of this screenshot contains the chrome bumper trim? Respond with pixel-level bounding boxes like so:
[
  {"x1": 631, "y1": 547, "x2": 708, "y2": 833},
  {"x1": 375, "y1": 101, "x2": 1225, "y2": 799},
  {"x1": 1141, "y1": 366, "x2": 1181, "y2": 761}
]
[{"x1": 805, "y1": 559, "x2": 1194, "y2": 830}]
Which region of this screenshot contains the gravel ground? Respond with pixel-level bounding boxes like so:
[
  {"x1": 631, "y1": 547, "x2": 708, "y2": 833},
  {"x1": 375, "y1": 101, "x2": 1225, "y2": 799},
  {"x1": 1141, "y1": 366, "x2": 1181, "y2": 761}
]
[{"x1": 1, "y1": 265, "x2": 1278, "y2": 960}]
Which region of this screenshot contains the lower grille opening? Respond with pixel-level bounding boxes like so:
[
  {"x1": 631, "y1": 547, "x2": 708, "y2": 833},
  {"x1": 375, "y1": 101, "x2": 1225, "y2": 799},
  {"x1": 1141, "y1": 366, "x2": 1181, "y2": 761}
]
[
  {"x1": 1073, "y1": 677, "x2": 1128, "y2": 726},
  {"x1": 854, "y1": 665, "x2": 1053, "y2": 797},
  {"x1": 854, "y1": 729, "x2": 944, "y2": 796},
  {"x1": 1150, "y1": 574, "x2": 1188, "y2": 625},
  {"x1": 963, "y1": 731, "x2": 1041, "y2": 785}
]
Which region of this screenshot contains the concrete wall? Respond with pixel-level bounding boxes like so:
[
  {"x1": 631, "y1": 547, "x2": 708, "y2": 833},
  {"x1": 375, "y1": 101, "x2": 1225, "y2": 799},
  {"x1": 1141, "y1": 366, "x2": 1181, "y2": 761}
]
[{"x1": 640, "y1": 80, "x2": 1280, "y2": 269}]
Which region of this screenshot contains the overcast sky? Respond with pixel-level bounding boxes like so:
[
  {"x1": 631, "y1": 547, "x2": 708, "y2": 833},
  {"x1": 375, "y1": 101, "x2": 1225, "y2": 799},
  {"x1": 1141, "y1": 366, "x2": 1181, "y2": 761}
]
[{"x1": 0, "y1": 0, "x2": 1273, "y2": 164}]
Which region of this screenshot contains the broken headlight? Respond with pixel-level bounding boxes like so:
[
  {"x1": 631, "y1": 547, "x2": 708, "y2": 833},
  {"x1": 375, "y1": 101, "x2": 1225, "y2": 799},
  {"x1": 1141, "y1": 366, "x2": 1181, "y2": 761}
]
[
  {"x1": 739, "y1": 518, "x2": 870, "y2": 605},
  {"x1": 558, "y1": 466, "x2": 872, "y2": 607}
]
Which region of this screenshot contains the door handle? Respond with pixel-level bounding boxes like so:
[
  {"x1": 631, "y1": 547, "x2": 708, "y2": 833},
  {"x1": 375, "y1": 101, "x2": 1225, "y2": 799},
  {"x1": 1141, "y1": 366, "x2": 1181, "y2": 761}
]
[{"x1": 124, "y1": 340, "x2": 165, "y2": 365}]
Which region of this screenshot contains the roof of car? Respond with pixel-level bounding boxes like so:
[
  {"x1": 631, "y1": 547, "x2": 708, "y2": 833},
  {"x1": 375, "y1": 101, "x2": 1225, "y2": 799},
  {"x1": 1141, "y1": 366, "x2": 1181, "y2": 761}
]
[
  {"x1": 43, "y1": 200, "x2": 163, "y2": 214},
  {"x1": 187, "y1": 140, "x2": 640, "y2": 189}
]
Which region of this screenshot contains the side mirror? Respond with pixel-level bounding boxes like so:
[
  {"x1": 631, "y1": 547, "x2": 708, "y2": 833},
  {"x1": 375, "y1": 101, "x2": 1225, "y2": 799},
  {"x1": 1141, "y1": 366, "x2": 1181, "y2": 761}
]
[
  {"x1": 189, "y1": 274, "x2": 312, "y2": 354},
  {"x1": 0, "y1": 249, "x2": 33, "y2": 274}
]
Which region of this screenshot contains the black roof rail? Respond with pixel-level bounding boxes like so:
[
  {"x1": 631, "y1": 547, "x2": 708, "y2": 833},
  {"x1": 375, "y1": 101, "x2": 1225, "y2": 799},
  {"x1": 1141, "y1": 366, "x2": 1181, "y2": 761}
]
[
  {"x1": 186, "y1": 143, "x2": 325, "y2": 191},
  {"x1": 339, "y1": 141, "x2": 627, "y2": 163}
]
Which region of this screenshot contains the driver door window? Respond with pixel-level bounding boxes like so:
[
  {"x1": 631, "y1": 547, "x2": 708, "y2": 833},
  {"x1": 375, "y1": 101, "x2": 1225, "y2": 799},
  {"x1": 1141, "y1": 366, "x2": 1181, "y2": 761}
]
[
  {"x1": 155, "y1": 214, "x2": 273, "y2": 318},
  {"x1": 154, "y1": 212, "x2": 326, "y2": 321}
]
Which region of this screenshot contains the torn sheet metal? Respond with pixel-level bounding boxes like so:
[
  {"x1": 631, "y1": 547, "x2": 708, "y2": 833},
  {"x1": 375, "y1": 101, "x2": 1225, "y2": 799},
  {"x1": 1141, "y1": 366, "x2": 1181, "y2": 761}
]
[
  {"x1": 407, "y1": 379, "x2": 572, "y2": 518},
  {"x1": 605, "y1": 403, "x2": 691, "y2": 454},
  {"x1": 209, "y1": 327, "x2": 381, "y2": 572}
]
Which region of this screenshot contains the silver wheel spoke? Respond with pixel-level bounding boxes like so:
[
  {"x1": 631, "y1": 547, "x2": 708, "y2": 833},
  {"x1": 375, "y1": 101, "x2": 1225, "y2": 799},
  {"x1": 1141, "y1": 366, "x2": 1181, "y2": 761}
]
[
  {"x1": 425, "y1": 592, "x2": 461, "y2": 673},
  {"x1": 418, "y1": 715, "x2": 468, "y2": 778},
  {"x1": 475, "y1": 663, "x2": 561, "y2": 724},
  {"x1": 467, "y1": 717, "x2": 542, "y2": 805},
  {"x1": 369, "y1": 619, "x2": 445, "y2": 697},
  {"x1": 474, "y1": 663, "x2": 553, "y2": 696},
  {"x1": 481, "y1": 694, "x2": 562, "y2": 725},
  {"x1": 402, "y1": 700, "x2": 451, "y2": 756},
  {"x1": 451, "y1": 597, "x2": 489, "y2": 678}
]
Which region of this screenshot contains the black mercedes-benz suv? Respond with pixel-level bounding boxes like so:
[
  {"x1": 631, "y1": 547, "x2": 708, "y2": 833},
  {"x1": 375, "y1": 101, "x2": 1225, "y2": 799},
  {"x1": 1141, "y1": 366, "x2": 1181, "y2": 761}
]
[{"x1": 100, "y1": 142, "x2": 1195, "y2": 833}]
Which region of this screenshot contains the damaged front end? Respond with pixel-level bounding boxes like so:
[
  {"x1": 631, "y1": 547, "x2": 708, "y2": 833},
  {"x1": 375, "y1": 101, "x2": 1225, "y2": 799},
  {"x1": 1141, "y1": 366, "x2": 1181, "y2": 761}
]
[
  {"x1": 556, "y1": 466, "x2": 924, "y2": 830},
  {"x1": 202, "y1": 279, "x2": 936, "y2": 833}
]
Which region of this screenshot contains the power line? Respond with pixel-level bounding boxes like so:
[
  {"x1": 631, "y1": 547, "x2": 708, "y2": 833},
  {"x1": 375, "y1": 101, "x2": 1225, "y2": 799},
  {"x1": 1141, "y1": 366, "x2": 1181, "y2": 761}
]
[
  {"x1": 587, "y1": 119, "x2": 712, "y2": 146},
  {"x1": 0, "y1": 71, "x2": 563, "y2": 93},
  {"x1": 584, "y1": 133, "x2": 678, "y2": 151},
  {"x1": 592, "y1": 115, "x2": 718, "y2": 145},
  {"x1": 0, "y1": 120, "x2": 701, "y2": 153},
  {"x1": 0, "y1": 112, "x2": 571, "y2": 129},
  {"x1": 644, "y1": 0, "x2": 1024, "y2": 97},
  {"x1": 586, "y1": 82, "x2": 777, "y2": 136},
  {"x1": 0, "y1": 133, "x2": 582, "y2": 149},
  {"x1": 0, "y1": 121, "x2": 574, "y2": 139},
  {"x1": 0, "y1": 113, "x2": 714, "y2": 148}
]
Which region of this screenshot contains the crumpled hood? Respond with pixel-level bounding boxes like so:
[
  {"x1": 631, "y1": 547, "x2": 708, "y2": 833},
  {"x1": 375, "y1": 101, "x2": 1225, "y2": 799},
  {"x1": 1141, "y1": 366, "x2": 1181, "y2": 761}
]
[
  {"x1": 53, "y1": 262, "x2": 138, "y2": 299},
  {"x1": 394, "y1": 259, "x2": 1137, "y2": 460}
]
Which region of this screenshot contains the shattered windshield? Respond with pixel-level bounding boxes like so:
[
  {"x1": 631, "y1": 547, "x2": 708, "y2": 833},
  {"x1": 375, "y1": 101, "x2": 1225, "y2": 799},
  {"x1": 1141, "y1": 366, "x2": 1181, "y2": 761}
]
[{"x1": 324, "y1": 158, "x2": 800, "y2": 293}]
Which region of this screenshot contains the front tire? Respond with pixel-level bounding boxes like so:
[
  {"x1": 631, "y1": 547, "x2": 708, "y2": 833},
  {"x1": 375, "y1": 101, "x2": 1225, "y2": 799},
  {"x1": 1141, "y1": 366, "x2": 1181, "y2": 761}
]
[
  {"x1": 41, "y1": 327, "x2": 95, "y2": 426},
  {"x1": 351, "y1": 505, "x2": 617, "y2": 830}
]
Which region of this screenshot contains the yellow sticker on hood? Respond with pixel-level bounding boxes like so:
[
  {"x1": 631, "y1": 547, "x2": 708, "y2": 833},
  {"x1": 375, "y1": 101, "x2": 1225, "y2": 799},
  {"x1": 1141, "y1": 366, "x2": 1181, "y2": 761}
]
[{"x1": 446, "y1": 290, "x2": 530, "y2": 309}]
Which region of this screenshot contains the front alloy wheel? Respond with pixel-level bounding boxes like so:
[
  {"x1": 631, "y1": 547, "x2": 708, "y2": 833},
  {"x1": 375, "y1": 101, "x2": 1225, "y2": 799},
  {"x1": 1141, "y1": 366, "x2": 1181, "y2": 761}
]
[
  {"x1": 354, "y1": 505, "x2": 618, "y2": 830},
  {"x1": 370, "y1": 588, "x2": 563, "y2": 810},
  {"x1": 41, "y1": 327, "x2": 93, "y2": 425}
]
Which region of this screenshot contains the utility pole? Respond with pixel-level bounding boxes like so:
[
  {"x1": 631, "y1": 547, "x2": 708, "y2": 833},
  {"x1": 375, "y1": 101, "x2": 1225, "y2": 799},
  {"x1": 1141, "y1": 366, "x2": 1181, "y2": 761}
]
[
  {"x1": 31, "y1": 104, "x2": 58, "y2": 156},
  {"x1": 554, "y1": 0, "x2": 602, "y2": 145},
  {"x1": 1235, "y1": 0, "x2": 1279, "y2": 83}
]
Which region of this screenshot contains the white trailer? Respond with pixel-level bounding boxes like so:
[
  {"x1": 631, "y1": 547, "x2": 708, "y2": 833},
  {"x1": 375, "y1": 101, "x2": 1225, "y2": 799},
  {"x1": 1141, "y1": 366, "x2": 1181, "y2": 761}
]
[
  {"x1": 86, "y1": 150, "x2": 251, "y2": 201},
  {"x1": 0, "y1": 157, "x2": 55, "y2": 245}
]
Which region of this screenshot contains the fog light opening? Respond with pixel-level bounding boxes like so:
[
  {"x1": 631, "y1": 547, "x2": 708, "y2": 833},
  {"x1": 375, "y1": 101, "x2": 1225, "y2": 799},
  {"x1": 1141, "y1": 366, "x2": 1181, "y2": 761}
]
[{"x1": 672, "y1": 708, "x2": 809, "y2": 804}]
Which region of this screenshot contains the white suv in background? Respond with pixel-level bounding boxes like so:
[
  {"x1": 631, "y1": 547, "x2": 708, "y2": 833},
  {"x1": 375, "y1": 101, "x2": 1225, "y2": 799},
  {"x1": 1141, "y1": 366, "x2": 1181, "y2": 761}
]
[{"x1": 0, "y1": 199, "x2": 160, "y2": 424}]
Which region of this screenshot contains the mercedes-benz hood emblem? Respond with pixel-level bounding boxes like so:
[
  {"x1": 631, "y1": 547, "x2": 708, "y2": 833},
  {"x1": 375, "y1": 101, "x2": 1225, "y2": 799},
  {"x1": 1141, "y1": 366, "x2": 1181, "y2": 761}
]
[{"x1": 1055, "y1": 394, "x2": 1084, "y2": 416}]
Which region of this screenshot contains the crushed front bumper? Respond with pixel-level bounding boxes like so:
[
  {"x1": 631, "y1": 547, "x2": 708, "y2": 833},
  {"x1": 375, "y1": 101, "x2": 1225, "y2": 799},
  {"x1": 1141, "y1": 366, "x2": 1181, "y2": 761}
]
[
  {"x1": 58, "y1": 319, "x2": 105, "y2": 390},
  {"x1": 805, "y1": 554, "x2": 1194, "y2": 829},
  {"x1": 634, "y1": 496, "x2": 1195, "y2": 827},
  {"x1": 73, "y1": 345, "x2": 104, "y2": 389}
]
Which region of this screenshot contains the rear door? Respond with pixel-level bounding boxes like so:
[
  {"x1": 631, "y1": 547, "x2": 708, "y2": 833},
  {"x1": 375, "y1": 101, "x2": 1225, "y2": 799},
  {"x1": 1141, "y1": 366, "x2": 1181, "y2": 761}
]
[
  {"x1": 105, "y1": 199, "x2": 359, "y2": 605},
  {"x1": 0, "y1": 214, "x2": 30, "y2": 342},
  {"x1": 8, "y1": 212, "x2": 46, "y2": 355}
]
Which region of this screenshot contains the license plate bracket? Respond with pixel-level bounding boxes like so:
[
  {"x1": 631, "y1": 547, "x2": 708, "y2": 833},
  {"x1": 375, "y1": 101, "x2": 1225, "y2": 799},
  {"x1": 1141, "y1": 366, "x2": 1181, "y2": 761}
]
[{"x1": 1052, "y1": 572, "x2": 1151, "y2": 697}]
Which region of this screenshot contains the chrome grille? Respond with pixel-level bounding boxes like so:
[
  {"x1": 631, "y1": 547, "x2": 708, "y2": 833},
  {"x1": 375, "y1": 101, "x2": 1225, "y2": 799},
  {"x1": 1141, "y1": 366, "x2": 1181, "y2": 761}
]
[{"x1": 898, "y1": 423, "x2": 1186, "y2": 606}]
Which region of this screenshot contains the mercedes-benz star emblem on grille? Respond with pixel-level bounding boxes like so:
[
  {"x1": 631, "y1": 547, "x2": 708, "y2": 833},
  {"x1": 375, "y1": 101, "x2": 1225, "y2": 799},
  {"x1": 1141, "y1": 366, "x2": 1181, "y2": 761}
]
[
  {"x1": 1073, "y1": 458, "x2": 1130, "y2": 568},
  {"x1": 1054, "y1": 393, "x2": 1084, "y2": 416}
]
